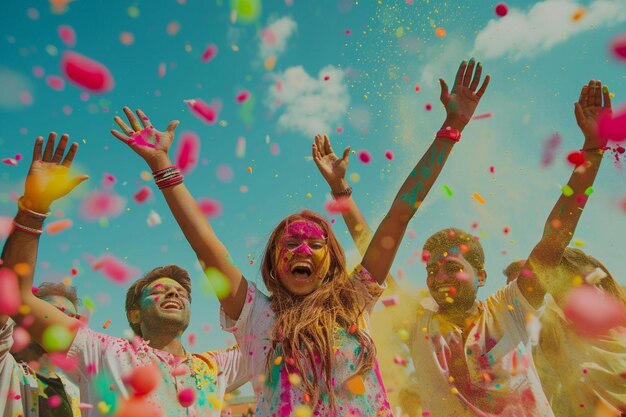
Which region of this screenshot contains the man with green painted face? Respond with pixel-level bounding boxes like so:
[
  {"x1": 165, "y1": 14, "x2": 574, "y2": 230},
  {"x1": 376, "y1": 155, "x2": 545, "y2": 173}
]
[{"x1": 3, "y1": 133, "x2": 246, "y2": 417}]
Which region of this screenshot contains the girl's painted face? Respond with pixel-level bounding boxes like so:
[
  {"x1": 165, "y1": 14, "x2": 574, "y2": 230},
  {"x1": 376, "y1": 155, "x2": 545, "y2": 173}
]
[{"x1": 274, "y1": 220, "x2": 331, "y2": 296}]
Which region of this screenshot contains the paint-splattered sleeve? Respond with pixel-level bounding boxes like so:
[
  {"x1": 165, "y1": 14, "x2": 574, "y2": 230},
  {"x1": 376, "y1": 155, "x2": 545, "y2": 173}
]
[
  {"x1": 220, "y1": 281, "x2": 258, "y2": 343},
  {"x1": 67, "y1": 327, "x2": 114, "y2": 383},
  {"x1": 351, "y1": 264, "x2": 387, "y2": 313},
  {"x1": 211, "y1": 345, "x2": 249, "y2": 392}
]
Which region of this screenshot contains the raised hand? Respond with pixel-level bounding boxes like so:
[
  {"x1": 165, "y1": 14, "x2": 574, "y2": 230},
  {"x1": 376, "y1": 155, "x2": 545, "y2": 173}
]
[
  {"x1": 439, "y1": 59, "x2": 491, "y2": 129},
  {"x1": 111, "y1": 107, "x2": 179, "y2": 170},
  {"x1": 312, "y1": 134, "x2": 351, "y2": 186},
  {"x1": 574, "y1": 80, "x2": 612, "y2": 147},
  {"x1": 23, "y1": 133, "x2": 89, "y2": 212}
]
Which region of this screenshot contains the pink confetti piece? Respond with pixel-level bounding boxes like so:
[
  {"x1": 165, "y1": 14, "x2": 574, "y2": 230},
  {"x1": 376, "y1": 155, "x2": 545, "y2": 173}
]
[
  {"x1": 79, "y1": 191, "x2": 126, "y2": 220},
  {"x1": 0, "y1": 269, "x2": 20, "y2": 315},
  {"x1": 566, "y1": 150, "x2": 585, "y2": 167},
  {"x1": 563, "y1": 285, "x2": 626, "y2": 338},
  {"x1": 58, "y1": 24, "x2": 76, "y2": 47},
  {"x1": 236, "y1": 136, "x2": 246, "y2": 158},
  {"x1": 133, "y1": 186, "x2": 152, "y2": 203},
  {"x1": 61, "y1": 50, "x2": 115, "y2": 93},
  {"x1": 325, "y1": 197, "x2": 351, "y2": 214},
  {"x1": 45, "y1": 219, "x2": 73, "y2": 235},
  {"x1": 91, "y1": 254, "x2": 140, "y2": 284},
  {"x1": 336, "y1": 127, "x2": 344, "y2": 133},
  {"x1": 495, "y1": 3, "x2": 509, "y2": 17},
  {"x1": 421, "y1": 250, "x2": 431, "y2": 263},
  {"x1": 0, "y1": 217, "x2": 14, "y2": 238},
  {"x1": 32, "y1": 66, "x2": 45, "y2": 78},
  {"x1": 174, "y1": 131, "x2": 201, "y2": 175},
  {"x1": 127, "y1": 364, "x2": 160, "y2": 396},
  {"x1": 201, "y1": 44, "x2": 218, "y2": 63},
  {"x1": 358, "y1": 150, "x2": 371, "y2": 164},
  {"x1": 10, "y1": 327, "x2": 30, "y2": 352},
  {"x1": 216, "y1": 164, "x2": 234, "y2": 183},
  {"x1": 611, "y1": 33, "x2": 626, "y2": 60},
  {"x1": 48, "y1": 395, "x2": 62, "y2": 408},
  {"x1": 158, "y1": 62, "x2": 166, "y2": 78},
  {"x1": 381, "y1": 294, "x2": 399, "y2": 307},
  {"x1": 167, "y1": 21, "x2": 180, "y2": 36},
  {"x1": 197, "y1": 198, "x2": 222, "y2": 218},
  {"x1": 598, "y1": 105, "x2": 626, "y2": 144},
  {"x1": 541, "y1": 132, "x2": 562, "y2": 167},
  {"x1": 46, "y1": 75, "x2": 65, "y2": 91},
  {"x1": 101, "y1": 172, "x2": 116, "y2": 189},
  {"x1": 49, "y1": 352, "x2": 79, "y2": 372},
  {"x1": 2, "y1": 158, "x2": 17, "y2": 166},
  {"x1": 472, "y1": 112, "x2": 492, "y2": 120},
  {"x1": 425, "y1": 103, "x2": 432, "y2": 111},
  {"x1": 236, "y1": 90, "x2": 250, "y2": 103},
  {"x1": 270, "y1": 143, "x2": 280, "y2": 156},
  {"x1": 178, "y1": 387, "x2": 196, "y2": 407},
  {"x1": 19, "y1": 91, "x2": 33, "y2": 106},
  {"x1": 385, "y1": 150, "x2": 394, "y2": 160},
  {"x1": 184, "y1": 98, "x2": 221, "y2": 125},
  {"x1": 119, "y1": 31, "x2": 135, "y2": 45}
]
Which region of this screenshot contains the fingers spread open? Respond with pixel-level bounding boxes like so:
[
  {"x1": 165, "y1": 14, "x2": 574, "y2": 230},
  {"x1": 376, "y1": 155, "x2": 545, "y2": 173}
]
[
  {"x1": 476, "y1": 74, "x2": 491, "y2": 99},
  {"x1": 136, "y1": 109, "x2": 153, "y2": 128},
  {"x1": 123, "y1": 107, "x2": 141, "y2": 131},
  {"x1": 61, "y1": 142, "x2": 79, "y2": 167},
  {"x1": 463, "y1": 59, "x2": 476, "y2": 87},
  {"x1": 111, "y1": 130, "x2": 131, "y2": 143},
  {"x1": 323, "y1": 134, "x2": 334, "y2": 155},
  {"x1": 52, "y1": 134, "x2": 69, "y2": 163},
  {"x1": 453, "y1": 60, "x2": 467, "y2": 93},
  {"x1": 32, "y1": 136, "x2": 44, "y2": 161},
  {"x1": 114, "y1": 116, "x2": 133, "y2": 136},
  {"x1": 166, "y1": 120, "x2": 180, "y2": 135},
  {"x1": 43, "y1": 132, "x2": 57, "y2": 161},
  {"x1": 602, "y1": 84, "x2": 611, "y2": 109},
  {"x1": 469, "y1": 63, "x2": 483, "y2": 91}
]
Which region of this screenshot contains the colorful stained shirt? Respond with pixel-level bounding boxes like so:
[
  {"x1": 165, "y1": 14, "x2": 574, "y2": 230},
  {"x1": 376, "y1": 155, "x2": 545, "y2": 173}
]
[
  {"x1": 221, "y1": 264, "x2": 392, "y2": 417},
  {"x1": 67, "y1": 327, "x2": 246, "y2": 417},
  {"x1": 1, "y1": 318, "x2": 81, "y2": 417},
  {"x1": 408, "y1": 281, "x2": 554, "y2": 417}
]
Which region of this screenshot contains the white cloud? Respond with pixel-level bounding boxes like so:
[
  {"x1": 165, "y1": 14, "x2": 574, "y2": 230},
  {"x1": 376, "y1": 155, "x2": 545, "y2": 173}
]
[
  {"x1": 267, "y1": 65, "x2": 349, "y2": 137},
  {"x1": 259, "y1": 16, "x2": 297, "y2": 60},
  {"x1": 472, "y1": 0, "x2": 626, "y2": 61}
]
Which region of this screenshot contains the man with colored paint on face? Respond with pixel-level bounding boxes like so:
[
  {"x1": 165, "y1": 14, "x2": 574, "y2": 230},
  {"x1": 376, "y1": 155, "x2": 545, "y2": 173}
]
[
  {"x1": 1, "y1": 282, "x2": 83, "y2": 417},
  {"x1": 3, "y1": 133, "x2": 247, "y2": 417}
]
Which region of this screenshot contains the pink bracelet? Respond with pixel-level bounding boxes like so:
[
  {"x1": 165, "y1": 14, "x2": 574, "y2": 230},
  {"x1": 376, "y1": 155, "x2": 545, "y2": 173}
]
[
  {"x1": 18, "y1": 197, "x2": 50, "y2": 219},
  {"x1": 152, "y1": 166, "x2": 177, "y2": 176},
  {"x1": 157, "y1": 176, "x2": 183, "y2": 190},
  {"x1": 13, "y1": 220, "x2": 43, "y2": 235}
]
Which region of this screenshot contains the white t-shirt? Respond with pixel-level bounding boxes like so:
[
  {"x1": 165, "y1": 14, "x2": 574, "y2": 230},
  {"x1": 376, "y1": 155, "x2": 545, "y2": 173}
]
[
  {"x1": 409, "y1": 281, "x2": 554, "y2": 417},
  {"x1": 67, "y1": 327, "x2": 247, "y2": 417},
  {"x1": 221, "y1": 265, "x2": 392, "y2": 417}
]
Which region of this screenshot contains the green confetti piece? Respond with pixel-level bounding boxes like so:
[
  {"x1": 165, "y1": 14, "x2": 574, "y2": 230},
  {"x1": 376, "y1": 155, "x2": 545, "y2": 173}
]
[
  {"x1": 584, "y1": 186, "x2": 594, "y2": 196},
  {"x1": 83, "y1": 296, "x2": 95, "y2": 311},
  {"x1": 442, "y1": 185, "x2": 454, "y2": 197},
  {"x1": 561, "y1": 185, "x2": 574, "y2": 197},
  {"x1": 203, "y1": 267, "x2": 231, "y2": 300},
  {"x1": 42, "y1": 324, "x2": 73, "y2": 352}
]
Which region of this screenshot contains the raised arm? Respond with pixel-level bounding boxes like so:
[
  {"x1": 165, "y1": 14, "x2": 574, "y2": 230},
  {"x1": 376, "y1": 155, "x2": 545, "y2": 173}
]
[
  {"x1": 2, "y1": 133, "x2": 87, "y2": 351},
  {"x1": 111, "y1": 108, "x2": 247, "y2": 320},
  {"x1": 361, "y1": 59, "x2": 490, "y2": 284},
  {"x1": 523, "y1": 80, "x2": 611, "y2": 307}
]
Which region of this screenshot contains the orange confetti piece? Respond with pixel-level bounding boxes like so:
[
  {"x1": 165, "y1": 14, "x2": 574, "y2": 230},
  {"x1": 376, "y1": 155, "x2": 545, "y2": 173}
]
[
  {"x1": 264, "y1": 56, "x2": 276, "y2": 71},
  {"x1": 435, "y1": 27, "x2": 446, "y2": 37},
  {"x1": 346, "y1": 375, "x2": 365, "y2": 395},
  {"x1": 572, "y1": 8, "x2": 586, "y2": 21},
  {"x1": 102, "y1": 319, "x2": 111, "y2": 329},
  {"x1": 45, "y1": 219, "x2": 73, "y2": 235},
  {"x1": 472, "y1": 192, "x2": 486, "y2": 204}
]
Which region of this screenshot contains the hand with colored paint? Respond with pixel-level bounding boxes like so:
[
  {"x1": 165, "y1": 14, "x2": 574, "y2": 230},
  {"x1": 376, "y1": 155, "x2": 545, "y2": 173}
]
[
  {"x1": 439, "y1": 59, "x2": 490, "y2": 130},
  {"x1": 574, "y1": 80, "x2": 612, "y2": 147},
  {"x1": 111, "y1": 107, "x2": 179, "y2": 170},
  {"x1": 312, "y1": 134, "x2": 351, "y2": 189},
  {"x1": 23, "y1": 133, "x2": 89, "y2": 212}
]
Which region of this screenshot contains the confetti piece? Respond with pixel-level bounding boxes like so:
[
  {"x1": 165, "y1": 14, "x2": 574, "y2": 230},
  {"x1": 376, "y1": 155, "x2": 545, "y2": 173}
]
[
  {"x1": 610, "y1": 33, "x2": 626, "y2": 60},
  {"x1": 48, "y1": 395, "x2": 62, "y2": 408},
  {"x1": 91, "y1": 254, "x2": 140, "y2": 284},
  {"x1": 216, "y1": 164, "x2": 234, "y2": 183},
  {"x1": 503, "y1": 226, "x2": 510, "y2": 234},
  {"x1": 128, "y1": 364, "x2": 160, "y2": 396},
  {"x1": 381, "y1": 294, "x2": 399, "y2": 307},
  {"x1": 184, "y1": 98, "x2": 221, "y2": 125},
  {"x1": 61, "y1": 51, "x2": 114, "y2": 93},
  {"x1": 584, "y1": 186, "x2": 594, "y2": 196},
  {"x1": 472, "y1": 112, "x2": 493, "y2": 120},
  {"x1": 2, "y1": 158, "x2": 17, "y2": 166},
  {"x1": 203, "y1": 267, "x2": 231, "y2": 299},
  {"x1": 157, "y1": 62, "x2": 166, "y2": 78},
  {"x1": 167, "y1": 21, "x2": 180, "y2": 36},
  {"x1": 325, "y1": 197, "x2": 351, "y2": 214},
  {"x1": 270, "y1": 143, "x2": 280, "y2": 156},
  {"x1": 49, "y1": 351, "x2": 79, "y2": 372},
  {"x1": 472, "y1": 192, "x2": 485, "y2": 204},
  {"x1": 563, "y1": 285, "x2": 626, "y2": 338},
  {"x1": 45, "y1": 219, "x2": 73, "y2": 235},
  {"x1": 115, "y1": 397, "x2": 161, "y2": 417},
  {"x1": 174, "y1": 131, "x2": 201, "y2": 175},
  {"x1": 197, "y1": 198, "x2": 223, "y2": 218},
  {"x1": 236, "y1": 136, "x2": 246, "y2": 158},
  {"x1": 442, "y1": 185, "x2": 454, "y2": 197},
  {"x1": 566, "y1": 150, "x2": 585, "y2": 167},
  {"x1": 435, "y1": 27, "x2": 446, "y2": 37},
  {"x1": 358, "y1": 150, "x2": 371, "y2": 163},
  {"x1": 288, "y1": 373, "x2": 302, "y2": 386},
  {"x1": 147, "y1": 210, "x2": 162, "y2": 227},
  {"x1": 561, "y1": 185, "x2": 574, "y2": 197},
  {"x1": 10, "y1": 326, "x2": 30, "y2": 352},
  {"x1": 119, "y1": 31, "x2": 135, "y2": 45},
  {"x1": 133, "y1": 186, "x2": 152, "y2": 203},
  {"x1": 425, "y1": 103, "x2": 432, "y2": 111},
  {"x1": 585, "y1": 267, "x2": 607, "y2": 285},
  {"x1": 294, "y1": 405, "x2": 312, "y2": 417},
  {"x1": 541, "y1": 133, "x2": 562, "y2": 167},
  {"x1": 102, "y1": 319, "x2": 111, "y2": 329},
  {"x1": 489, "y1": 166, "x2": 495, "y2": 174},
  {"x1": 231, "y1": 0, "x2": 261, "y2": 24},
  {"x1": 178, "y1": 387, "x2": 196, "y2": 407},
  {"x1": 495, "y1": 3, "x2": 508, "y2": 17},
  {"x1": 0, "y1": 269, "x2": 20, "y2": 315},
  {"x1": 42, "y1": 324, "x2": 73, "y2": 351},
  {"x1": 79, "y1": 191, "x2": 126, "y2": 220},
  {"x1": 572, "y1": 7, "x2": 586, "y2": 21},
  {"x1": 236, "y1": 90, "x2": 250, "y2": 103},
  {"x1": 385, "y1": 150, "x2": 394, "y2": 160},
  {"x1": 598, "y1": 105, "x2": 626, "y2": 143},
  {"x1": 46, "y1": 75, "x2": 65, "y2": 91},
  {"x1": 414, "y1": 85, "x2": 421, "y2": 92},
  {"x1": 58, "y1": 25, "x2": 76, "y2": 47},
  {"x1": 202, "y1": 44, "x2": 218, "y2": 63},
  {"x1": 346, "y1": 375, "x2": 366, "y2": 395}
]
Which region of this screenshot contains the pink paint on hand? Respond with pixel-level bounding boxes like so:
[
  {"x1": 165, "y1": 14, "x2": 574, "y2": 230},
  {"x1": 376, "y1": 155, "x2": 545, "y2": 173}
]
[
  {"x1": 236, "y1": 90, "x2": 250, "y2": 103},
  {"x1": 46, "y1": 75, "x2": 65, "y2": 91},
  {"x1": 197, "y1": 198, "x2": 223, "y2": 218},
  {"x1": 564, "y1": 285, "x2": 626, "y2": 338},
  {"x1": 79, "y1": 191, "x2": 126, "y2": 220},
  {"x1": 129, "y1": 127, "x2": 159, "y2": 149},
  {"x1": 58, "y1": 25, "x2": 76, "y2": 47},
  {"x1": 175, "y1": 131, "x2": 201, "y2": 175},
  {"x1": 201, "y1": 44, "x2": 218, "y2": 63},
  {"x1": 91, "y1": 254, "x2": 140, "y2": 284},
  {"x1": 184, "y1": 98, "x2": 221, "y2": 125},
  {"x1": 610, "y1": 33, "x2": 626, "y2": 60},
  {"x1": 61, "y1": 51, "x2": 115, "y2": 93},
  {"x1": 598, "y1": 105, "x2": 626, "y2": 144},
  {"x1": 0, "y1": 269, "x2": 20, "y2": 315},
  {"x1": 133, "y1": 186, "x2": 152, "y2": 203}
]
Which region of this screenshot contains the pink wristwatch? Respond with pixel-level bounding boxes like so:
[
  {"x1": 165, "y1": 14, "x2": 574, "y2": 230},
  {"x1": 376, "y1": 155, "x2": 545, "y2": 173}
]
[{"x1": 435, "y1": 127, "x2": 461, "y2": 142}]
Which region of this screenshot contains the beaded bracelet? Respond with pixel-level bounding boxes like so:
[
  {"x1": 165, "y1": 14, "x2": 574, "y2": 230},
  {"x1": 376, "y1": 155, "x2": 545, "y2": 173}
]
[
  {"x1": 13, "y1": 220, "x2": 43, "y2": 235},
  {"x1": 332, "y1": 186, "x2": 353, "y2": 199},
  {"x1": 18, "y1": 197, "x2": 50, "y2": 219}
]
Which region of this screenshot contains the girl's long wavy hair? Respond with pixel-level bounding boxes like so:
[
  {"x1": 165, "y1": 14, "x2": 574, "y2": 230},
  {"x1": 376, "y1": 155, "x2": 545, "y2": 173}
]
[{"x1": 261, "y1": 210, "x2": 376, "y2": 409}]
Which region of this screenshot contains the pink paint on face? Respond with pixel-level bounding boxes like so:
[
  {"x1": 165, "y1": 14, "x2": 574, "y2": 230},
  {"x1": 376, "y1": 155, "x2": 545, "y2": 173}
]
[{"x1": 281, "y1": 220, "x2": 325, "y2": 241}]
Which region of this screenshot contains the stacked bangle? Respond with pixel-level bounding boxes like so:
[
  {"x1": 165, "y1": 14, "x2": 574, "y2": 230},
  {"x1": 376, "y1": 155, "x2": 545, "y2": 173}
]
[
  {"x1": 13, "y1": 220, "x2": 43, "y2": 235},
  {"x1": 332, "y1": 186, "x2": 353, "y2": 199},
  {"x1": 18, "y1": 197, "x2": 50, "y2": 219},
  {"x1": 153, "y1": 165, "x2": 183, "y2": 190}
]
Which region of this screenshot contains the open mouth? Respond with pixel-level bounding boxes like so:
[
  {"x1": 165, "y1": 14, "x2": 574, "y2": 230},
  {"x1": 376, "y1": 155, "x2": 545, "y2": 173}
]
[
  {"x1": 436, "y1": 286, "x2": 455, "y2": 293},
  {"x1": 160, "y1": 300, "x2": 183, "y2": 311},
  {"x1": 290, "y1": 262, "x2": 313, "y2": 279}
]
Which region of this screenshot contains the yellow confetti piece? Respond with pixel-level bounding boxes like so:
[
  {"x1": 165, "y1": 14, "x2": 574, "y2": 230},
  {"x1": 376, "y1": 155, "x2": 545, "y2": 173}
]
[
  {"x1": 306, "y1": 193, "x2": 312, "y2": 198},
  {"x1": 14, "y1": 263, "x2": 32, "y2": 277},
  {"x1": 97, "y1": 401, "x2": 111, "y2": 414},
  {"x1": 573, "y1": 239, "x2": 585, "y2": 247},
  {"x1": 571, "y1": 7, "x2": 586, "y2": 21},
  {"x1": 561, "y1": 185, "x2": 574, "y2": 196},
  {"x1": 346, "y1": 375, "x2": 366, "y2": 395},
  {"x1": 208, "y1": 394, "x2": 222, "y2": 410},
  {"x1": 448, "y1": 376, "x2": 455, "y2": 382},
  {"x1": 572, "y1": 275, "x2": 584, "y2": 286},
  {"x1": 472, "y1": 192, "x2": 485, "y2": 204},
  {"x1": 140, "y1": 170, "x2": 152, "y2": 181},
  {"x1": 507, "y1": 305, "x2": 514, "y2": 311},
  {"x1": 397, "y1": 329, "x2": 409, "y2": 341},
  {"x1": 294, "y1": 405, "x2": 312, "y2": 417},
  {"x1": 349, "y1": 172, "x2": 360, "y2": 183},
  {"x1": 445, "y1": 296, "x2": 454, "y2": 303},
  {"x1": 288, "y1": 373, "x2": 302, "y2": 386},
  {"x1": 202, "y1": 267, "x2": 231, "y2": 299},
  {"x1": 247, "y1": 166, "x2": 252, "y2": 173},
  {"x1": 18, "y1": 304, "x2": 31, "y2": 315},
  {"x1": 274, "y1": 356, "x2": 283, "y2": 365},
  {"x1": 264, "y1": 56, "x2": 276, "y2": 71},
  {"x1": 451, "y1": 387, "x2": 459, "y2": 395}
]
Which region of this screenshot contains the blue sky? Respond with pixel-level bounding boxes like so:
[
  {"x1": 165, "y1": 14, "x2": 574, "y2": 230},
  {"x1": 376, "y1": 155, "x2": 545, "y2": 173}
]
[{"x1": 1, "y1": 0, "x2": 625, "y2": 384}]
